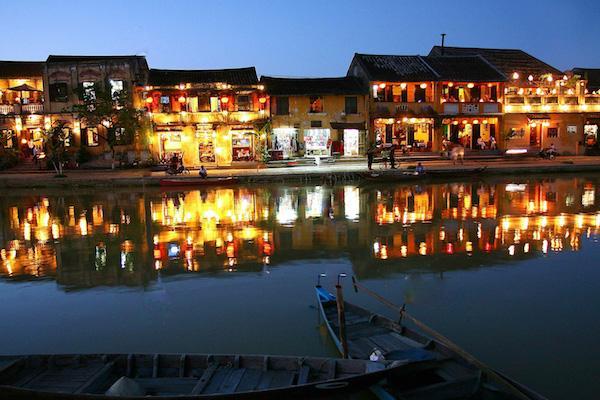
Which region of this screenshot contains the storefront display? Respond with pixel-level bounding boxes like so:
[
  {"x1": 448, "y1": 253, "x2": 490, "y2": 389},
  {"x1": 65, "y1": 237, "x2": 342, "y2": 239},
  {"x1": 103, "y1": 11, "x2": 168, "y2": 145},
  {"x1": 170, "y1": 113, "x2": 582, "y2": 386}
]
[
  {"x1": 584, "y1": 123, "x2": 598, "y2": 146},
  {"x1": 231, "y1": 130, "x2": 254, "y2": 162},
  {"x1": 373, "y1": 118, "x2": 433, "y2": 150},
  {"x1": 272, "y1": 128, "x2": 299, "y2": 159},
  {"x1": 304, "y1": 128, "x2": 330, "y2": 157},
  {"x1": 343, "y1": 129, "x2": 359, "y2": 156},
  {"x1": 159, "y1": 131, "x2": 183, "y2": 160},
  {"x1": 196, "y1": 125, "x2": 215, "y2": 163},
  {"x1": 443, "y1": 118, "x2": 497, "y2": 149}
]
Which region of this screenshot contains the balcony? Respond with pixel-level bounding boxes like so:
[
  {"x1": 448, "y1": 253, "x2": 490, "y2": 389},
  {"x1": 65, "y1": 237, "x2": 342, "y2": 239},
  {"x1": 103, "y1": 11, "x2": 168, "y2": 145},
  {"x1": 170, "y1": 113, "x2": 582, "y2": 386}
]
[
  {"x1": 21, "y1": 103, "x2": 44, "y2": 114},
  {"x1": 0, "y1": 105, "x2": 15, "y2": 115},
  {"x1": 441, "y1": 102, "x2": 501, "y2": 115},
  {"x1": 504, "y1": 93, "x2": 600, "y2": 113},
  {"x1": 370, "y1": 102, "x2": 435, "y2": 118}
]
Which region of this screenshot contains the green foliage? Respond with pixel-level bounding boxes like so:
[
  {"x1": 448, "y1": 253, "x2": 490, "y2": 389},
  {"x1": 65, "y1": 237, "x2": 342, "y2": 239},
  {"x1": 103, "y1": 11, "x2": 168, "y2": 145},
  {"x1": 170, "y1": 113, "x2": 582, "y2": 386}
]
[
  {"x1": 71, "y1": 84, "x2": 144, "y2": 152},
  {"x1": 0, "y1": 148, "x2": 19, "y2": 170},
  {"x1": 76, "y1": 146, "x2": 92, "y2": 164},
  {"x1": 254, "y1": 120, "x2": 271, "y2": 163},
  {"x1": 43, "y1": 121, "x2": 70, "y2": 175}
]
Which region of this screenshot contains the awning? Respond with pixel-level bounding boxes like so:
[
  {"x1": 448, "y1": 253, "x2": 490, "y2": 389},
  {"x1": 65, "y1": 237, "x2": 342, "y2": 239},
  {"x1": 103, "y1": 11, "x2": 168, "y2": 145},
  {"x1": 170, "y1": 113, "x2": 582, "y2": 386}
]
[
  {"x1": 330, "y1": 122, "x2": 365, "y2": 130},
  {"x1": 527, "y1": 114, "x2": 551, "y2": 120},
  {"x1": 8, "y1": 83, "x2": 40, "y2": 92}
]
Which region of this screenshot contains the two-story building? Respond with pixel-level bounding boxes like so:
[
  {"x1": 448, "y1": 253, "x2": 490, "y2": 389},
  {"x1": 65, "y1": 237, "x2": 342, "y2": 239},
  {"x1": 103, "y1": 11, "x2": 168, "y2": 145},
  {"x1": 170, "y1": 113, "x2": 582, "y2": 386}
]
[
  {"x1": 260, "y1": 76, "x2": 367, "y2": 159},
  {"x1": 44, "y1": 55, "x2": 149, "y2": 157},
  {"x1": 347, "y1": 54, "x2": 439, "y2": 152},
  {"x1": 142, "y1": 67, "x2": 268, "y2": 168},
  {"x1": 0, "y1": 61, "x2": 45, "y2": 153},
  {"x1": 424, "y1": 55, "x2": 506, "y2": 149},
  {"x1": 429, "y1": 46, "x2": 600, "y2": 155}
]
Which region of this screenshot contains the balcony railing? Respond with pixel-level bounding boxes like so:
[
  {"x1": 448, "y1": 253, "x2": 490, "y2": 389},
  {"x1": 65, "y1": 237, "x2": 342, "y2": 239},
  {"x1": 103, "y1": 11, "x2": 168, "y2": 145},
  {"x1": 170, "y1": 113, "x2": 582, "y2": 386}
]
[
  {"x1": 371, "y1": 102, "x2": 435, "y2": 117},
  {"x1": 21, "y1": 103, "x2": 44, "y2": 114},
  {"x1": 0, "y1": 105, "x2": 15, "y2": 115},
  {"x1": 441, "y1": 102, "x2": 501, "y2": 115}
]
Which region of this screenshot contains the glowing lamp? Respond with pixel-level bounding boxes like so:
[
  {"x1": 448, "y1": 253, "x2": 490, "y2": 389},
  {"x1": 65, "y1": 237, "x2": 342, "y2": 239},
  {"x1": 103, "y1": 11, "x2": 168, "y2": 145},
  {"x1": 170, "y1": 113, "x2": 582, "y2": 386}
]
[
  {"x1": 462, "y1": 120, "x2": 468, "y2": 125},
  {"x1": 482, "y1": 120, "x2": 488, "y2": 125},
  {"x1": 400, "y1": 83, "x2": 407, "y2": 89},
  {"x1": 145, "y1": 97, "x2": 153, "y2": 104},
  {"x1": 21, "y1": 138, "x2": 28, "y2": 144},
  {"x1": 512, "y1": 72, "x2": 519, "y2": 80},
  {"x1": 178, "y1": 96, "x2": 186, "y2": 103},
  {"x1": 220, "y1": 97, "x2": 229, "y2": 104},
  {"x1": 528, "y1": 75, "x2": 534, "y2": 82},
  {"x1": 378, "y1": 83, "x2": 386, "y2": 89},
  {"x1": 563, "y1": 75, "x2": 568, "y2": 81},
  {"x1": 547, "y1": 75, "x2": 553, "y2": 82},
  {"x1": 473, "y1": 119, "x2": 479, "y2": 124},
  {"x1": 420, "y1": 83, "x2": 427, "y2": 89},
  {"x1": 452, "y1": 120, "x2": 459, "y2": 125},
  {"x1": 447, "y1": 82, "x2": 454, "y2": 87},
  {"x1": 259, "y1": 97, "x2": 267, "y2": 104},
  {"x1": 467, "y1": 83, "x2": 475, "y2": 89}
]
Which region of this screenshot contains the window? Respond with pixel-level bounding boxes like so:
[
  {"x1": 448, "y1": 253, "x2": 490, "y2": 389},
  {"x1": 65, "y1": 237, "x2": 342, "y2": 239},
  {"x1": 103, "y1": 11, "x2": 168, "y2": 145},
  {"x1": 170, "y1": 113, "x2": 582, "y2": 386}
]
[
  {"x1": 82, "y1": 81, "x2": 96, "y2": 102},
  {"x1": 345, "y1": 96, "x2": 358, "y2": 114},
  {"x1": 61, "y1": 128, "x2": 72, "y2": 147},
  {"x1": 414, "y1": 85, "x2": 426, "y2": 102},
  {"x1": 111, "y1": 127, "x2": 129, "y2": 145},
  {"x1": 85, "y1": 127, "x2": 99, "y2": 146},
  {"x1": 49, "y1": 82, "x2": 68, "y2": 102},
  {"x1": 567, "y1": 125, "x2": 577, "y2": 135},
  {"x1": 275, "y1": 96, "x2": 289, "y2": 115},
  {"x1": 210, "y1": 97, "x2": 220, "y2": 112},
  {"x1": 1, "y1": 129, "x2": 14, "y2": 148},
  {"x1": 547, "y1": 127, "x2": 558, "y2": 138},
  {"x1": 237, "y1": 95, "x2": 251, "y2": 111},
  {"x1": 109, "y1": 80, "x2": 124, "y2": 101},
  {"x1": 310, "y1": 120, "x2": 322, "y2": 128},
  {"x1": 198, "y1": 95, "x2": 211, "y2": 112},
  {"x1": 309, "y1": 96, "x2": 323, "y2": 113}
]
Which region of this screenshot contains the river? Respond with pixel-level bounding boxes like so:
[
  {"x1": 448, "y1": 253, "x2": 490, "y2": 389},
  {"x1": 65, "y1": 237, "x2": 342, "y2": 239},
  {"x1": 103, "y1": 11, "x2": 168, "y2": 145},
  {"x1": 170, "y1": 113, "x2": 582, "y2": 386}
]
[{"x1": 0, "y1": 174, "x2": 599, "y2": 399}]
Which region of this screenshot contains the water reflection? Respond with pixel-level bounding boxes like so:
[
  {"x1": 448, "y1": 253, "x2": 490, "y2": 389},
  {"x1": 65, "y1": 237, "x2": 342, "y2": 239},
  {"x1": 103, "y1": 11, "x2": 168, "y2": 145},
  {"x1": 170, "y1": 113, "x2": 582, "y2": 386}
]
[{"x1": 1, "y1": 177, "x2": 599, "y2": 289}]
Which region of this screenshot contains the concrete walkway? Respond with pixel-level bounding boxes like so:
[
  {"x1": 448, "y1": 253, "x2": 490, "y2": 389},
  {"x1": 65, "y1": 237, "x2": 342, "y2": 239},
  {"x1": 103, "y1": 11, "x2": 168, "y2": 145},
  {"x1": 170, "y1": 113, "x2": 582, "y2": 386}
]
[{"x1": 1, "y1": 156, "x2": 600, "y2": 188}]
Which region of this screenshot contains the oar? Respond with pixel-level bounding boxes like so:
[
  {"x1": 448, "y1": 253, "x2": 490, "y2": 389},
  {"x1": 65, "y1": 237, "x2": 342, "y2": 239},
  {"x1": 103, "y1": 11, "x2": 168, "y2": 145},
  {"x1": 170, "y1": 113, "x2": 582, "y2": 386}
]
[{"x1": 351, "y1": 276, "x2": 535, "y2": 400}]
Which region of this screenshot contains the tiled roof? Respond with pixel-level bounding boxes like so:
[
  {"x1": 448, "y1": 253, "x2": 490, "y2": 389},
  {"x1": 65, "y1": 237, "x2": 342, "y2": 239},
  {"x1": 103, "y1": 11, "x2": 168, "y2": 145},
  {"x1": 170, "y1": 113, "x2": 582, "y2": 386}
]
[
  {"x1": 148, "y1": 67, "x2": 258, "y2": 86},
  {"x1": 260, "y1": 76, "x2": 366, "y2": 95},
  {"x1": 0, "y1": 61, "x2": 44, "y2": 78},
  {"x1": 351, "y1": 54, "x2": 438, "y2": 82},
  {"x1": 572, "y1": 68, "x2": 600, "y2": 91},
  {"x1": 47, "y1": 55, "x2": 146, "y2": 63},
  {"x1": 424, "y1": 56, "x2": 506, "y2": 82},
  {"x1": 428, "y1": 46, "x2": 562, "y2": 78}
]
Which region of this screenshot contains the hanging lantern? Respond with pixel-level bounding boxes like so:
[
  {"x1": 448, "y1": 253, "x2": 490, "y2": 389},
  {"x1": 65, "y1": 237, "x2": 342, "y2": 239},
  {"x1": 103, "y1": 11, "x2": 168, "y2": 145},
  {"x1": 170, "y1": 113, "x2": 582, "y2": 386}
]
[
  {"x1": 447, "y1": 82, "x2": 454, "y2": 87},
  {"x1": 400, "y1": 83, "x2": 407, "y2": 89},
  {"x1": 512, "y1": 72, "x2": 520, "y2": 80},
  {"x1": 178, "y1": 96, "x2": 186, "y2": 103},
  {"x1": 528, "y1": 75, "x2": 534, "y2": 82},
  {"x1": 378, "y1": 83, "x2": 386, "y2": 89},
  {"x1": 259, "y1": 97, "x2": 267, "y2": 104},
  {"x1": 145, "y1": 97, "x2": 153, "y2": 104},
  {"x1": 420, "y1": 83, "x2": 427, "y2": 89},
  {"x1": 467, "y1": 83, "x2": 475, "y2": 89},
  {"x1": 221, "y1": 97, "x2": 229, "y2": 104}
]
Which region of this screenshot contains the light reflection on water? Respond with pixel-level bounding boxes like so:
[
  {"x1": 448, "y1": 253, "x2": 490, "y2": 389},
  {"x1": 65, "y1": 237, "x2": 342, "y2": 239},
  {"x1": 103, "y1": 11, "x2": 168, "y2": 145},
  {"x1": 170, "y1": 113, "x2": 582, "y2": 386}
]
[{"x1": 0, "y1": 175, "x2": 599, "y2": 399}]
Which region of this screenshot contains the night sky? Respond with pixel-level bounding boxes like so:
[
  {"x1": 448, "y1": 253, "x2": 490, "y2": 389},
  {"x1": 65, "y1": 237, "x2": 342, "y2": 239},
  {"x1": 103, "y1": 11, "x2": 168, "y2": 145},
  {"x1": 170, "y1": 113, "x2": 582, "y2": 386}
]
[{"x1": 3, "y1": 0, "x2": 599, "y2": 76}]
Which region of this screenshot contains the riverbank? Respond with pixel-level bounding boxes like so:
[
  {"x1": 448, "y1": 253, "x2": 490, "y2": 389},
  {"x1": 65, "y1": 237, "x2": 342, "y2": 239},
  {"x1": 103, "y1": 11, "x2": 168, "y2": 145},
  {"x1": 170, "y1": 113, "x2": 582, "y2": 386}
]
[{"x1": 2, "y1": 156, "x2": 600, "y2": 188}]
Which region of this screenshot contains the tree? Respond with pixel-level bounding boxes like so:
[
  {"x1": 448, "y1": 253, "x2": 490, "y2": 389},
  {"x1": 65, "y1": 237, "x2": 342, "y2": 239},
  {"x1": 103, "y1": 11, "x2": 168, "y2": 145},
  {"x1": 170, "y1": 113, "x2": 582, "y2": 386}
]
[
  {"x1": 44, "y1": 121, "x2": 70, "y2": 177},
  {"x1": 71, "y1": 83, "x2": 144, "y2": 169}
]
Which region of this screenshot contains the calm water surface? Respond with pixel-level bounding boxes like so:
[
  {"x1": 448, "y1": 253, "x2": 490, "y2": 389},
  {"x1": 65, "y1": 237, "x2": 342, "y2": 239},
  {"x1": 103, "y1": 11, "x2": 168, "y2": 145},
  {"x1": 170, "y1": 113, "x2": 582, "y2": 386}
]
[{"x1": 1, "y1": 175, "x2": 599, "y2": 399}]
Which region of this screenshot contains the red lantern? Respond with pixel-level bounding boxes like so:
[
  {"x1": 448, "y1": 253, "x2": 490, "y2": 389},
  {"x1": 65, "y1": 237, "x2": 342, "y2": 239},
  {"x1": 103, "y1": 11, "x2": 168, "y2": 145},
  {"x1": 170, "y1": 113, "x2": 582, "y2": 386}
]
[
  {"x1": 145, "y1": 97, "x2": 153, "y2": 104},
  {"x1": 221, "y1": 97, "x2": 229, "y2": 104},
  {"x1": 259, "y1": 97, "x2": 267, "y2": 104},
  {"x1": 178, "y1": 96, "x2": 186, "y2": 103}
]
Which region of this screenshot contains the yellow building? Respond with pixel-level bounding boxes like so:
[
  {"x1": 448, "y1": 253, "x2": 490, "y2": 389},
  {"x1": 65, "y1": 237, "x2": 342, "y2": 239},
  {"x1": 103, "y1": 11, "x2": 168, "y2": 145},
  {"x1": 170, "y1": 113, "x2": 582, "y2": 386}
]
[
  {"x1": 0, "y1": 61, "x2": 45, "y2": 152},
  {"x1": 261, "y1": 76, "x2": 368, "y2": 159},
  {"x1": 142, "y1": 67, "x2": 268, "y2": 168}
]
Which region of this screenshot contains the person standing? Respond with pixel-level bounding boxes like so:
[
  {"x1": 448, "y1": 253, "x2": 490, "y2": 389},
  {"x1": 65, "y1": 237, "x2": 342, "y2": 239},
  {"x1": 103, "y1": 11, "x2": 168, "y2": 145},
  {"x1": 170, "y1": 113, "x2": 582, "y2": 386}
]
[
  {"x1": 389, "y1": 144, "x2": 396, "y2": 169},
  {"x1": 367, "y1": 146, "x2": 374, "y2": 171},
  {"x1": 490, "y1": 136, "x2": 497, "y2": 150}
]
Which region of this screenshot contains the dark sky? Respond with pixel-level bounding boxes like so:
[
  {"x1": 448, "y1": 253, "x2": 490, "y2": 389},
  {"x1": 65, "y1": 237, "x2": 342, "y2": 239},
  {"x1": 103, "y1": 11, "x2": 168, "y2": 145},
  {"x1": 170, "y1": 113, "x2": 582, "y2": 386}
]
[{"x1": 3, "y1": 0, "x2": 599, "y2": 77}]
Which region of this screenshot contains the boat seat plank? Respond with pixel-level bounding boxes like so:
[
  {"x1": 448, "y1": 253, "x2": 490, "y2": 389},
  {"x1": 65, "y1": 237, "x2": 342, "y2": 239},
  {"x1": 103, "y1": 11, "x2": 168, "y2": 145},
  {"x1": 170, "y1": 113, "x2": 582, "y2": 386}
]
[
  {"x1": 389, "y1": 332, "x2": 427, "y2": 348},
  {"x1": 218, "y1": 368, "x2": 246, "y2": 394},
  {"x1": 347, "y1": 337, "x2": 383, "y2": 359},
  {"x1": 190, "y1": 364, "x2": 218, "y2": 395},
  {"x1": 201, "y1": 368, "x2": 233, "y2": 394},
  {"x1": 256, "y1": 370, "x2": 277, "y2": 390},
  {"x1": 269, "y1": 371, "x2": 296, "y2": 389},
  {"x1": 75, "y1": 361, "x2": 115, "y2": 394},
  {"x1": 296, "y1": 365, "x2": 311, "y2": 385},
  {"x1": 235, "y1": 369, "x2": 263, "y2": 392},
  {"x1": 369, "y1": 333, "x2": 414, "y2": 353}
]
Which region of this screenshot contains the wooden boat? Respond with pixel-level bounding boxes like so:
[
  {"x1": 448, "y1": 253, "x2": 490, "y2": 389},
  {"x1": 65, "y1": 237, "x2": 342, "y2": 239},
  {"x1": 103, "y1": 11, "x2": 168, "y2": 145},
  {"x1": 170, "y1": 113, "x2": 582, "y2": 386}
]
[
  {"x1": 315, "y1": 286, "x2": 548, "y2": 400},
  {"x1": 160, "y1": 177, "x2": 239, "y2": 187},
  {"x1": 0, "y1": 353, "x2": 399, "y2": 399}
]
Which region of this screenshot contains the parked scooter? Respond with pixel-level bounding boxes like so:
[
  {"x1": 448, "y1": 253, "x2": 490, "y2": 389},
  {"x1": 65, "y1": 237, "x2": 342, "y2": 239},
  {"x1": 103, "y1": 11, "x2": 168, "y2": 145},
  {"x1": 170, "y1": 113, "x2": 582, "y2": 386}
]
[
  {"x1": 165, "y1": 155, "x2": 188, "y2": 175},
  {"x1": 539, "y1": 144, "x2": 559, "y2": 159}
]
